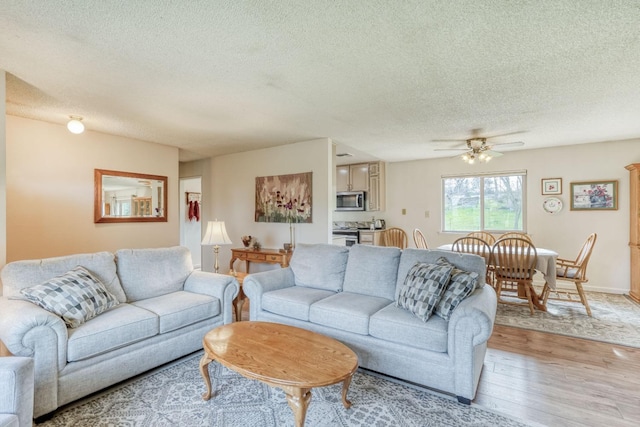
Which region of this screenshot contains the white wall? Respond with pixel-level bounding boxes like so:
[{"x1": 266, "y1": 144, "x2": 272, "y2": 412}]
[
  {"x1": 5, "y1": 115, "x2": 180, "y2": 261},
  {"x1": 202, "y1": 138, "x2": 333, "y2": 273},
  {"x1": 380, "y1": 139, "x2": 640, "y2": 294}
]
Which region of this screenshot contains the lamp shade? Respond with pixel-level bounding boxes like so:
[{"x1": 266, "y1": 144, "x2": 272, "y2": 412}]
[{"x1": 201, "y1": 220, "x2": 232, "y2": 246}]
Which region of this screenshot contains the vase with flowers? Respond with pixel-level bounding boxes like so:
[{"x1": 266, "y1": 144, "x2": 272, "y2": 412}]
[{"x1": 276, "y1": 193, "x2": 305, "y2": 249}]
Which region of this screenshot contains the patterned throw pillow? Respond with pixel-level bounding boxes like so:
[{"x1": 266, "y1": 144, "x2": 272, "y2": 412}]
[
  {"x1": 396, "y1": 262, "x2": 453, "y2": 322},
  {"x1": 434, "y1": 257, "x2": 479, "y2": 320},
  {"x1": 20, "y1": 266, "x2": 120, "y2": 328}
]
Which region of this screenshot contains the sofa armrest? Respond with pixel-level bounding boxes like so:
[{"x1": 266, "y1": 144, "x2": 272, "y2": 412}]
[
  {"x1": 446, "y1": 284, "x2": 497, "y2": 400},
  {"x1": 183, "y1": 271, "x2": 239, "y2": 324},
  {"x1": 243, "y1": 268, "x2": 295, "y2": 320},
  {"x1": 0, "y1": 357, "x2": 34, "y2": 427},
  {"x1": 0, "y1": 298, "x2": 68, "y2": 417}
]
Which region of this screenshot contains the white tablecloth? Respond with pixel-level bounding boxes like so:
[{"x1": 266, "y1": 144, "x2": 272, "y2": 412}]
[{"x1": 437, "y1": 244, "x2": 559, "y2": 288}]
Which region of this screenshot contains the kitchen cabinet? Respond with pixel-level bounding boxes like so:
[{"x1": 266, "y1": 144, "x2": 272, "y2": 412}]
[
  {"x1": 336, "y1": 163, "x2": 369, "y2": 192},
  {"x1": 626, "y1": 163, "x2": 640, "y2": 303},
  {"x1": 335, "y1": 161, "x2": 386, "y2": 211},
  {"x1": 359, "y1": 230, "x2": 384, "y2": 246},
  {"x1": 368, "y1": 161, "x2": 386, "y2": 211}
]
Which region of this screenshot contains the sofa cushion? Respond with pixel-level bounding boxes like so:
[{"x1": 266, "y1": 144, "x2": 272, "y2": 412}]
[
  {"x1": 342, "y1": 245, "x2": 401, "y2": 300},
  {"x1": 309, "y1": 292, "x2": 391, "y2": 335},
  {"x1": 396, "y1": 262, "x2": 452, "y2": 322},
  {"x1": 369, "y1": 303, "x2": 448, "y2": 352},
  {"x1": 434, "y1": 257, "x2": 478, "y2": 321},
  {"x1": 67, "y1": 303, "x2": 158, "y2": 362},
  {"x1": 131, "y1": 291, "x2": 220, "y2": 334},
  {"x1": 396, "y1": 249, "x2": 486, "y2": 298},
  {"x1": 20, "y1": 266, "x2": 120, "y2": 328},
  {"x1": 1, "y1": 251, "x2": 127, "y2": 303},
  {"x1": 289, "y1": 244, "x2": 349, "y2": 292},
  {"x1": 116, "y1": 246, "x2": 193, "y2": 302},
  {"x1": 262, "y1": 287, "x2": 336, "y2": 321}
]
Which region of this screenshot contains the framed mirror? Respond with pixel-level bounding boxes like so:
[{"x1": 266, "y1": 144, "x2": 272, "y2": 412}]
[{"x1": 94, "y1": 169, "x2": 168, "y2": 223}]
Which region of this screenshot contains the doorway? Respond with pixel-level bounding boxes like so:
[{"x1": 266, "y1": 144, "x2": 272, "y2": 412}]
[{"x1": 179, "y1": 177, "x2": 202, "y2": 269}]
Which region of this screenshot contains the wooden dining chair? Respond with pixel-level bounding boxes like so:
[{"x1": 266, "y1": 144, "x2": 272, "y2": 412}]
[
  {"x1": 498, "y1": 232, "x2": 533, "y2": 243},
  {"x1": 541, "y1": 233, "x2": 597, "y2": 316},
  {"x1": 413, "y1": 228, "x2": 428, "y2": 249},
  {"x1": 383, "y1": 227, "x2": 408, "y2": 249},
  {"x1": 466, "y1": 231, "x2": 496, "y2": 245},
  {"x1": 491, "y1": 237, "x2": 538, "y2": 314},
  {"x1": 452, "y1": 236, "x2": 493, "y2": 285}
]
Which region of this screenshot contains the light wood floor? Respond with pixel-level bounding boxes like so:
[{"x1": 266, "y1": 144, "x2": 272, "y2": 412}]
[{"x1": 479, "y1": 325, "x2": 640, "y2": 426}]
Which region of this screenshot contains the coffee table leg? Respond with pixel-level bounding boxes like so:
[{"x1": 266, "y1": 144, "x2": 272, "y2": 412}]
[
  {"x1": 283, "y1": 387, "x2": 311, "y2": 427},
  {"x1": 199, "y1": 354, "x2": 214, "y2": 400},
  {"x1": 341, "y1": 375, "x2": 353, "y2": 409}
]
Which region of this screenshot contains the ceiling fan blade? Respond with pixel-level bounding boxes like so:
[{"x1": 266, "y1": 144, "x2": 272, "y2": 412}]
[
  {"x1": 429, "y1": 139, "x2": 467, "y2": 143},
  {"x1": 434, "y1": 148, "x2": 470, "y2": 151},
  {"x1": 485, "y1": 150, "x2": 504, "y2": 158},
  {"x1": 488, "y1": 141, "x2": 524, "y2": 148},
  {"x1": 483, "y1": 131, "x2": 527, "y2": 140}
]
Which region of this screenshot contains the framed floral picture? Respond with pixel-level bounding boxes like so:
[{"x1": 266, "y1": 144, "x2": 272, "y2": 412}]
[
  {"x1": 541, "y1": 178, "x2": 562, "y2": 195},
  {"x1": 254, "y1": 172, "x2": 313, "y2": 223},
  {"x1": 570, "y1": 180, "x2": 618, "y2": 211}
]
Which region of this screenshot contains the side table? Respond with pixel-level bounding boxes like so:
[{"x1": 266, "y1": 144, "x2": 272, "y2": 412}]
[
  {"x1": 229, "y1": 248, "x2": 292, "y2": 273},
  {"x1": 227, "y1": 271, "x2": 247, "y2": 321}
]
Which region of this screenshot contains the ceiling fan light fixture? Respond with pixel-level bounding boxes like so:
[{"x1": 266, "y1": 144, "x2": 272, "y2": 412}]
[{"x1": 67, "y1": 116, "x2": 85, "y2": 134}]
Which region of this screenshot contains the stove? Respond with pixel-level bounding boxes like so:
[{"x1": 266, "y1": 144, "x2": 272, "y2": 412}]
[{"x1": 332, "y1": 221, "x2": 385, "y2": 246}]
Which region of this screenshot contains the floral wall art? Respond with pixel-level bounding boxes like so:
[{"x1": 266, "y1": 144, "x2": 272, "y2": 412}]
[
  {"x1": 255, "y1": 172, "x2": 312, "y2": 223},
  {"x1": 570, "y1": 180, "x2": 618, "y2": 210}
]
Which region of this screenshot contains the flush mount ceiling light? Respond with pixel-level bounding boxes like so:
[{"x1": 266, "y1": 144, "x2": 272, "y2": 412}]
[{"x1": 67, "y1": 116, "x2": 85, "y2": 134}]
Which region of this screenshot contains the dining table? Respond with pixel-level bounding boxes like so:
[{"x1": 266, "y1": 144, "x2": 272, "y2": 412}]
[{"x1": 437, "y1": 243, "x2": 559, "y2": 311}]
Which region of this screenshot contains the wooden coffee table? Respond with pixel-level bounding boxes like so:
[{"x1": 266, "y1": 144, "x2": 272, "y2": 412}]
[{"x1": 199, "y1": 321, "x2": 358, "y2": 427}]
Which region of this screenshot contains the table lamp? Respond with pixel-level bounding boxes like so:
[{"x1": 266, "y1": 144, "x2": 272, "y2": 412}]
[{"x1": 201, "y1": 220, "x2": 232, "y2": 273}]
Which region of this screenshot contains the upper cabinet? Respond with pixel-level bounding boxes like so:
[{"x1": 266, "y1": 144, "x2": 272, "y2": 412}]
[
  {"x1": 368, "y1": 162, "x2": 385, "y2": 211},
  {"x1": 336, "y1": 161, "x2": 385, "y2": 211},
  {"x1": 336, "y1": 163, "x2": 369, "y2": 192}
]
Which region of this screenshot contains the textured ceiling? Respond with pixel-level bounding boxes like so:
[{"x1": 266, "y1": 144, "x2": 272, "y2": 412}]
[{"x1": 2, "y1": 1, "x2": 640, "y2": 163}]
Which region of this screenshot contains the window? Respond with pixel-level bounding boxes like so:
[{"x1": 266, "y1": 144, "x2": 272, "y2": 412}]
[{"x1": 442, "y1": 172, "x2": 526, "y2": 232}]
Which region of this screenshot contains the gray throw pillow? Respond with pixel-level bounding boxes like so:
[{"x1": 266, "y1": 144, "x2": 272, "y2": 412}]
[
  {"x1": 396, "y1": 261, "x2": 453, "y2": 322},
  {"x1": 20, "y1": 266, "x2": 120, "y2": 328},
  {"x1": 434, "y1": 257, "x2": 478, "y2": 320}
]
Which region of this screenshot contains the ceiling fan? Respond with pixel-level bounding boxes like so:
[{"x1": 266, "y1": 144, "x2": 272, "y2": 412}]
[{"x1": 431, "y1": 130, "x2": 525, "y2": 164}]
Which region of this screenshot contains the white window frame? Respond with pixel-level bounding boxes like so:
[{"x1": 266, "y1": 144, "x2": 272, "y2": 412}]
[{"x1": 441, "y1": 170, "x2": 527, "y2": 233}]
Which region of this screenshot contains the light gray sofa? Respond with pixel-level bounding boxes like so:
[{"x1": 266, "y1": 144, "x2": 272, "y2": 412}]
[
  {"x1": 0, "y1": 357, "x2": 34, "y2": 427},
  {"x1": 244, "y1": 243, "x2": 497, "y2": 404},
  {"x1": 0, "y1": 246, "x2": 238, "y2": 419}
]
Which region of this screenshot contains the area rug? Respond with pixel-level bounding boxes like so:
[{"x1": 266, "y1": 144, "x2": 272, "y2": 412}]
[
  {"x1": 495, "y1": 290, "x2": 640, "y2": 348},
  {"x1": 40, "y1": 352, "x2": 534, "y2": 427}
]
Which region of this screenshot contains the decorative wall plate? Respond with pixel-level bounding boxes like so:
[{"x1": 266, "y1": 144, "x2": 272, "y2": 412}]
[{"x1": 543, "y1": 197, "x2": 563, "y2": 214}]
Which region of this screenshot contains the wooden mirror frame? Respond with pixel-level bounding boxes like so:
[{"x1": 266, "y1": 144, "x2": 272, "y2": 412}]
[{"x1": 94, "y1": 169, "x2": 168, "y2": 223}]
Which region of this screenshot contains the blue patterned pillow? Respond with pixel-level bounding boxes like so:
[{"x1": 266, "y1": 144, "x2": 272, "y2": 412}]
[
  {"x1": 434, "y1": 257, "x2": 479, "y2": 320},
  {"x1": 20, "y1": 266, "x2": 120, "y2": 328},
  {"x1": 396, "y1": 262, "x2": 453, "y2": 322}
]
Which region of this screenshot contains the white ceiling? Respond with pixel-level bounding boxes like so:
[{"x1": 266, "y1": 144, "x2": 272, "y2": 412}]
[{"x1": 2, "y1": 1, "x2": 640, "y2": 163}]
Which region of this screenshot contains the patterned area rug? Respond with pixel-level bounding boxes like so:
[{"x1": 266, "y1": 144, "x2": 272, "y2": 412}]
[
  {"x1": 495, "y1": 290, "x2": 640, "y2": 348},
  {"x1": 40, "y1": 352, "x2": 533, "y2": 427}
]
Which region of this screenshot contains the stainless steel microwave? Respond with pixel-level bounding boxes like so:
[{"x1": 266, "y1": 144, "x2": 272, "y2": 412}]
[{"x1": 336, "y1": 191, "x2": 366, "y2": 211}]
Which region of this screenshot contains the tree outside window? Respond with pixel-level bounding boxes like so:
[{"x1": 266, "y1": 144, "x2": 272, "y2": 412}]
[{"x1": 442, "y1": 173, "x2": 525, "y2": 232}]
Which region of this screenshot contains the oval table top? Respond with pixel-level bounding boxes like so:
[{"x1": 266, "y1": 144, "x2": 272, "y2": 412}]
[{"x1": 203, "y1": 321, "x2": 358, "y2": 388}]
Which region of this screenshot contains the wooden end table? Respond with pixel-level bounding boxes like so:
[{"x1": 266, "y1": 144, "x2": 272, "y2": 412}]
[
  {"x1": 199, "y1": 321, "x2": 358, "y2": 427},
  {"x1": 229, "y1": 247, "x2": 292, "y2": 273},
  {"x1": 226, "y1": 271, "x2": 247, "y2": 321}
]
